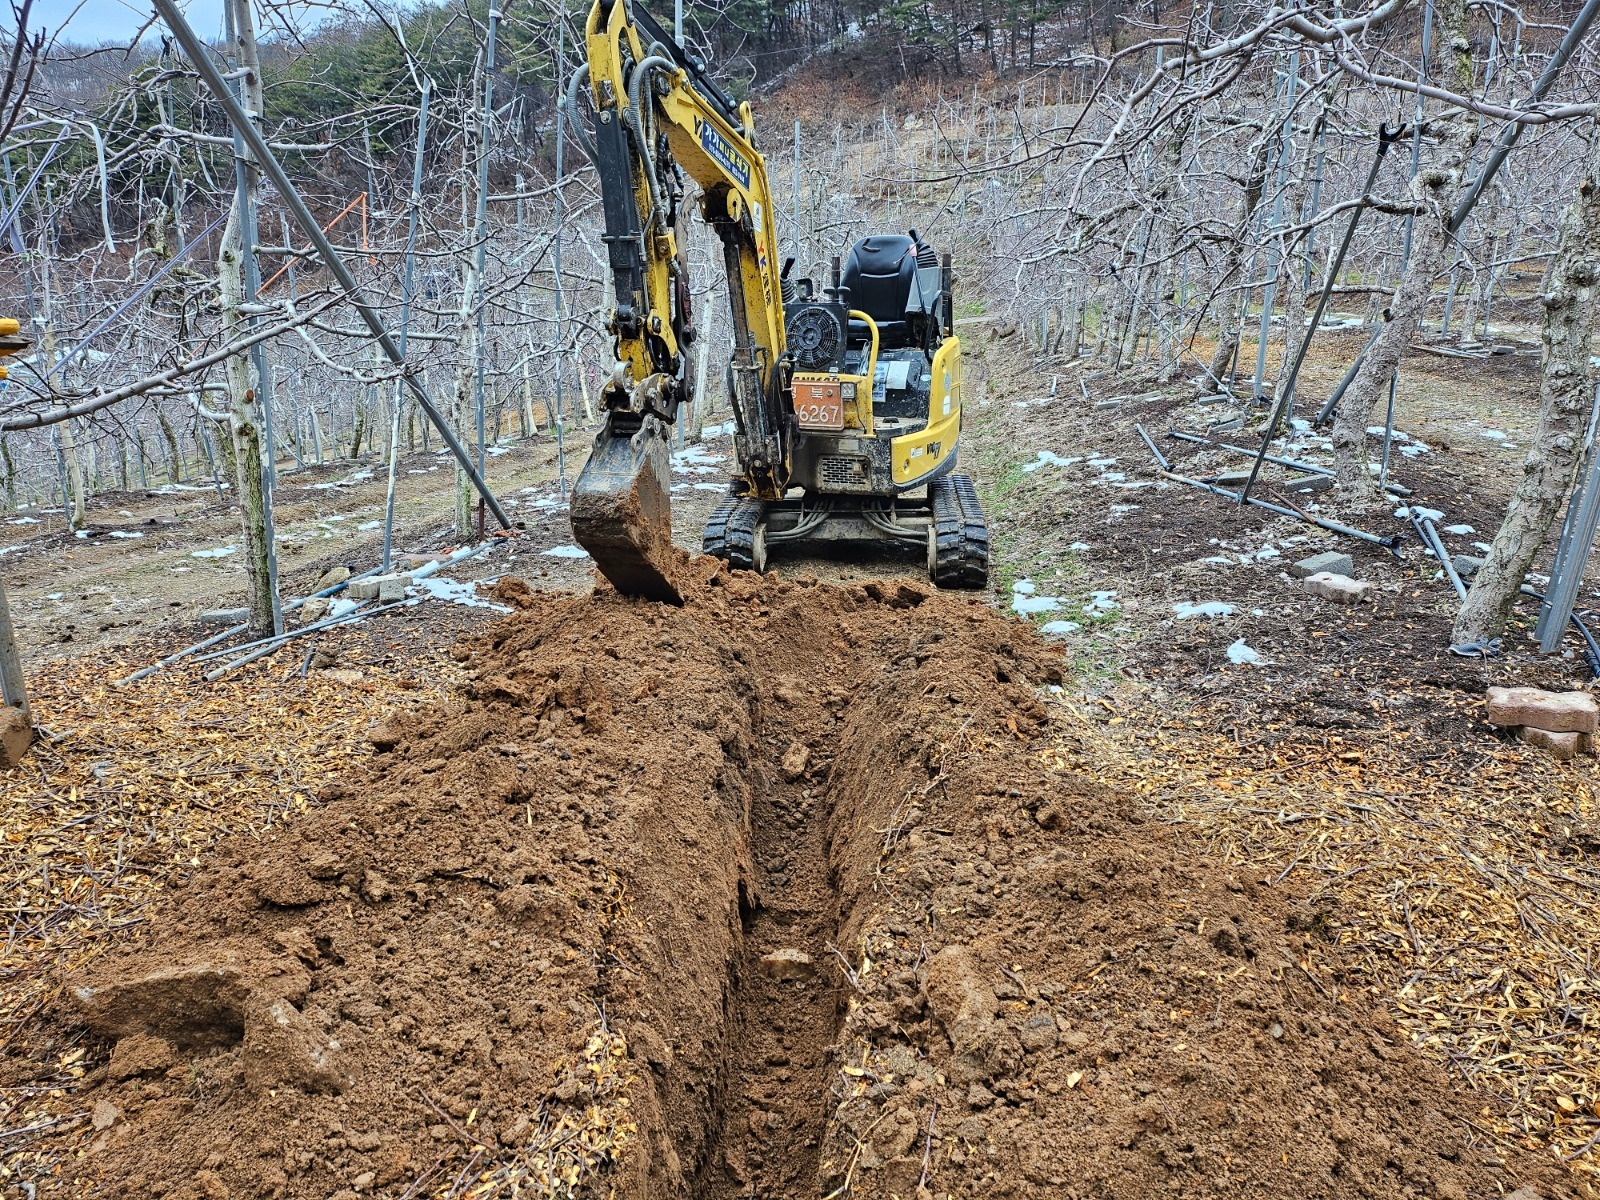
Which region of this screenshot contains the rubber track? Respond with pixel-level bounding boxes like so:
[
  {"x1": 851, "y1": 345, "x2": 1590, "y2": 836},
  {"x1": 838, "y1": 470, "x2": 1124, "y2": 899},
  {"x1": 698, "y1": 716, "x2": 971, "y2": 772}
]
[
  {"x1": 930, "y1": 474, "x2": 990, "y2": 589},
  {"x1": 703, "y1": 494, "x2": 765, "y2": 572}
]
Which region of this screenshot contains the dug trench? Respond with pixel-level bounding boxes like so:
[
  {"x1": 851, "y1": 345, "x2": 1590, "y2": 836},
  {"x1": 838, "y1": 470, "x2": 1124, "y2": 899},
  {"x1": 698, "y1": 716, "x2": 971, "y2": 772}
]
[{"x1": 32, "y1": 558, "x2": 1577, "y2": 1199}]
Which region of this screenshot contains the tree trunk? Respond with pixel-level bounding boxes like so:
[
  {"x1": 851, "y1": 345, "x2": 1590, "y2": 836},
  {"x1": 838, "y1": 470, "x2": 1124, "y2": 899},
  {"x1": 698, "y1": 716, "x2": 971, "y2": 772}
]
[
  {"x1": 58, "y1": 416, "x2": 86, "y2": 531},
  {"x1": 451, "y1": 280, "x2": 479, "y2": 541},
  {"x1": 1451, "y1": 128, "x2": 1600, "y2": 646},
  {"x1": 158, "y1": 407, "x2": 183, "y2": 481},
  {"x1": 1330, "y1": 0, "x2": 1479, "y2": 502},
  {"x1": 0, "y1": 575, "x2": 31, "y2": 762},
  {"x1": 218, "y1": 0, "x2": 278, "y2": 636},
  {"x1": 1205, "y1": 135, "x2": 1271, "y2": 388},
  {"x1": 0, "y1": 436, "x2": 14, "y2": 510}
]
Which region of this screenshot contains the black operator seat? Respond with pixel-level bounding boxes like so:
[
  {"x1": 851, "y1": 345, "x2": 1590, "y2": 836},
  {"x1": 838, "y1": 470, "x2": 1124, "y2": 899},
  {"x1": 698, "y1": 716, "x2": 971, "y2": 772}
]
[{"x1": 842, "y1": 235, "x2": 919, "y2": 350}]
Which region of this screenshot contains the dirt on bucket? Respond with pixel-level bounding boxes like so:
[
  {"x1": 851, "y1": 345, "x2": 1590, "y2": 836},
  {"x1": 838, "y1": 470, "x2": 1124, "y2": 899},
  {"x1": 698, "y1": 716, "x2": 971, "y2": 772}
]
[{"x1": 13, "y1": 554, "x2": 1576, "y2": 1200}]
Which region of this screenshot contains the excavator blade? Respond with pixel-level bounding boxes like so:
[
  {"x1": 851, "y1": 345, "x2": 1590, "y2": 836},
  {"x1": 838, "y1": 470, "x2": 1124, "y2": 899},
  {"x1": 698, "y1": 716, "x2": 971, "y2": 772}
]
[{"x1": 570, "y1": 411, "x2": 683, "y2": 605}]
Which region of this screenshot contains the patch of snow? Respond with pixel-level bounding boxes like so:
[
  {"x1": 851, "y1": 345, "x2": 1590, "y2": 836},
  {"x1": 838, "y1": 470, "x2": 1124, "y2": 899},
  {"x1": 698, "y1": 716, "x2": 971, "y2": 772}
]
[
  {"x1": 6, "y1": 517, "x2": 39, "y2": 525},
  {"x1": 700, "y1": 421, "x2": 736, "y2": 439},
  {"x1": 1012, "y1": 594, "x2": 1062, "y2": 615},
  {"x1": 47, "y1": 592, "x2": 64, "y2": 599},
  {"x1": 1202, "y1": 555, "x2": 1233, "y2": 565},
  {"x1": 488, "y1": 446, "x2": 510, "y2": 457},
  {"x1": 1254, "y1": 547, "x2": 1280, "y2": 560},
  {"x1": 671, "y1": 446, "x2": 723, "y2": 475},
  {"x1": 358, "y1": 521, "x2": 380, "y2": 531},
  {"x1": 1443, "y1": 524, "x2": 1475, "y2": 535},
  {"x1": 412, "y1": 576, "x2": 512, "y2": 612},
  {"x1": 1479, "y1": 429, "x2": 1507, "y2": 441},
  {"x1": 1084, "y1": 590, "x2": 1118, "y2": 617},
  {"x1": 1021, "y1": 450, "x2": 1075, "y2": 473},
  {"x1": 1068, "y1": 541, "x2": 1091, "y2": 551},
  {"x1": 543, "y1": 544, "x2": 590, "y2": 559},
  {"x1": 107, "y1": 531, "x2": 143, "y2": 539},
  {"x1": 74, "y1": 530, "x2": 89, "y2": 539},
  {"x1": 693, "y1": 483, "x2": 729, "y2": 492},
  {"x1": 1398, "y1": 442, "x2": 1430, "y2": 457},
  {"x1": 1173, "y1": 600, "x2": 1234, "y2": 619},
  {"x1": 1227, "y1": 639, "x2": 1265, "y2": 666},
  {"x1": 191, "y1": 546, "x2": 237, "y2": 559},
  {"x1": 1474, "y1": 542, "x2": 1493, "y2": 554},
  {"x1": 1087, "y1": 456, "x2": 1118, "y2": 468},
  {"x1": 1011, "y1": 580, "x2": 1038, "y2": 596},
  {"x1": 1394, "y1": 505, "x2": 1444, "y2": 522},
  {"x1": 1039, "y1": 620, "x2": 1081, "y2": 639},
  {"x1": 329, "y1": 597, "x2": 360, "y2": 618},
  {"x1": 0, "y1": 545, "x2": 24, "y2": 557}
]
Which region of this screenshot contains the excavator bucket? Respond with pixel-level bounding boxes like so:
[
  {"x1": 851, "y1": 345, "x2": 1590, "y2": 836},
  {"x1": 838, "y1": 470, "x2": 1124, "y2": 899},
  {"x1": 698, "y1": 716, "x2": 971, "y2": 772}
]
[{"x1": 570, "y1": 412, "x2": 683, "y2": 604}]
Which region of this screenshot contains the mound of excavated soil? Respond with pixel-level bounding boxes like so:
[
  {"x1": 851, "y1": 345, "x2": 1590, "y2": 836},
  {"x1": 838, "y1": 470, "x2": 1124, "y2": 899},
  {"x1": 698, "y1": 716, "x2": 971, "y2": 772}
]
[{"x1": 25, "y1": 556, "x2": 1574, "y2": 1200}]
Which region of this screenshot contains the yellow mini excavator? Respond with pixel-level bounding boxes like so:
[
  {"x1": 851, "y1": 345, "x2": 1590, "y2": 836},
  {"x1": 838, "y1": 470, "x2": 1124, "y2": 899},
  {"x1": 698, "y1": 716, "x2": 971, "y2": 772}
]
[{"x1": 568, "y1": 0, "x2": 989, "y2": 602}]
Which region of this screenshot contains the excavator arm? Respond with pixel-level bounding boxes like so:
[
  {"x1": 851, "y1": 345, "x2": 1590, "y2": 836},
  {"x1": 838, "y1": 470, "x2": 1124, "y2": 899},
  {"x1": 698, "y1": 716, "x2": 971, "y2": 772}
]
[{"x1": 569, "y1": 0, "x2": 794, "y2": 601}]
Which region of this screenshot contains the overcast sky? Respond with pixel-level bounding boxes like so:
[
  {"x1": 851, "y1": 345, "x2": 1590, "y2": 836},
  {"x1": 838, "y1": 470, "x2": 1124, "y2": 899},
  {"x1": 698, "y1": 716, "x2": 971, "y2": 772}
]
[
  {"x1": 40, "y1": 0, "x2": 341, "y2": 45},
  {"x1": 42, "y1": 0, "x2": 224, "y2": 43}
]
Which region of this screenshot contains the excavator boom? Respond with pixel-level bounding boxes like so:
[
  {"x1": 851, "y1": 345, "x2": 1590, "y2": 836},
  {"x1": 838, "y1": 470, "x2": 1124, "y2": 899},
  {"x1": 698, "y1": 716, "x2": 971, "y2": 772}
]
[{"x1": 569, "y1": 0, "x2": 792, "y2": 601}]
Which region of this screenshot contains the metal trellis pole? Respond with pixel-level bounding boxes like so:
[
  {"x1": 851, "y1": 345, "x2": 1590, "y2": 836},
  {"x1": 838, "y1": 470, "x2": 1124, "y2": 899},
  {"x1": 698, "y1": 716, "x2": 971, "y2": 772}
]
[
  {"x1": 150, "y1": 0, "x2": 512, "y2": 529},
  {"x1": 383, "y1": 76, "x2": 432, "y2": 572}
]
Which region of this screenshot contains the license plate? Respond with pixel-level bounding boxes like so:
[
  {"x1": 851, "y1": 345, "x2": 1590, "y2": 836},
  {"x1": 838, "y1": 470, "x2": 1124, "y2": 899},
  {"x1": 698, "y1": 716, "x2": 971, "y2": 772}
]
[{"x1": 794, "y1": 380, "x2": 844, "y2": 430}]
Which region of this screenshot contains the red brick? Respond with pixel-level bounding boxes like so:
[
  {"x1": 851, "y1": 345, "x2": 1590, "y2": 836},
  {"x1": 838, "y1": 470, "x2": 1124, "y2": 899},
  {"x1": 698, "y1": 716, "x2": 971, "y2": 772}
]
[
  {"x1": 1486, "y1": 686, "x2": 1598, "y2": 733},
  {"x1": 1520, "y1": 726, "x2": 1580, "y2": 760}
]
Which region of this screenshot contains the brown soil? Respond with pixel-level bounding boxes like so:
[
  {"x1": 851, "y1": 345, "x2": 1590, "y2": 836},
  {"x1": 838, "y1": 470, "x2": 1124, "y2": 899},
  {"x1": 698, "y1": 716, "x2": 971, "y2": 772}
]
[{"x1": 17, "y1": 559, "x2": 1573, "y2": 1199}]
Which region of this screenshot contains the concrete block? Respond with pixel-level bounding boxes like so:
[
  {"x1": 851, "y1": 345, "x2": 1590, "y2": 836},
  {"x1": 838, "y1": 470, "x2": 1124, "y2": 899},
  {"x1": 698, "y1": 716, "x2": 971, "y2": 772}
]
[
  {"x1": 1452, "y1": 554, "x2": 1486, "y2": 579},
  {"x1": 1215, "y1": 470, "x2": 1251, "y2": 487},
  {"x1": 1521, "y1": 726, "x2": 1582, "y2": 761},
  {"x1": 348, "y1": 573, "x2": 410, "y2": 602},
  {"x1": 1283, "y1": 474, "x2": 1334, "y2": 494},
  {"x1": 1291, "y1": 550, "x2": 1354, "y2": 579},
  {"x1": 1304, "y1": 571, "x2": 1371, "y2": 604},
  {"x1": 1487, "y1": 686, "x2": 1598, "y2": 733}
]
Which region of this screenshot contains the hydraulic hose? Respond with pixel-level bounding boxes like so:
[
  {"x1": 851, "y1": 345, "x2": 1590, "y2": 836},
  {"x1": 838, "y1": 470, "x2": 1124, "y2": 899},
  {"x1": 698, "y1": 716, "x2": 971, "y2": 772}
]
[
  {"x1": 626, "y1": 55, "x2": 678, "y2": 229},
  {"x1": 563, "y1": 63, "x2": 598, "y2": 164}
]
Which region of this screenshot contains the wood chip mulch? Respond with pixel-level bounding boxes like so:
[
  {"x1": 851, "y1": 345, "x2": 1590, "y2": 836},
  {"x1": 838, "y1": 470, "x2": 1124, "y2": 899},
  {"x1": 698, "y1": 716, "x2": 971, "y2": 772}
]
[
  {"x1": 0, "y1": 646, "x2": 450, "y2": 1191},
  {"x1": 1050, "y1": 694, "x2": 1600, "y2": 1181}
]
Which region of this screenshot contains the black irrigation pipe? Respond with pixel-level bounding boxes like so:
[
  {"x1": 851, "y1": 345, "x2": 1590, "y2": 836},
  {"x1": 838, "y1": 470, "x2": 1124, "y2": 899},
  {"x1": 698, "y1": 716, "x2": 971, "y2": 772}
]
[
  {"x1": 1141, "y1": 442, "x2": 1404, "y2": 554},
  {"x1": 114, "y1": 564, "x2": 388, "y2": 685},
  {"x1": 1166, "y1": 430, "x2": 1412, "y2": 494},
  {"x1": 1520, "y1": 585, "x2": 1600, "y2": 678},
  {"x1": 1136, "y1": 424, "x2": 1170, "y2": 471}
]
